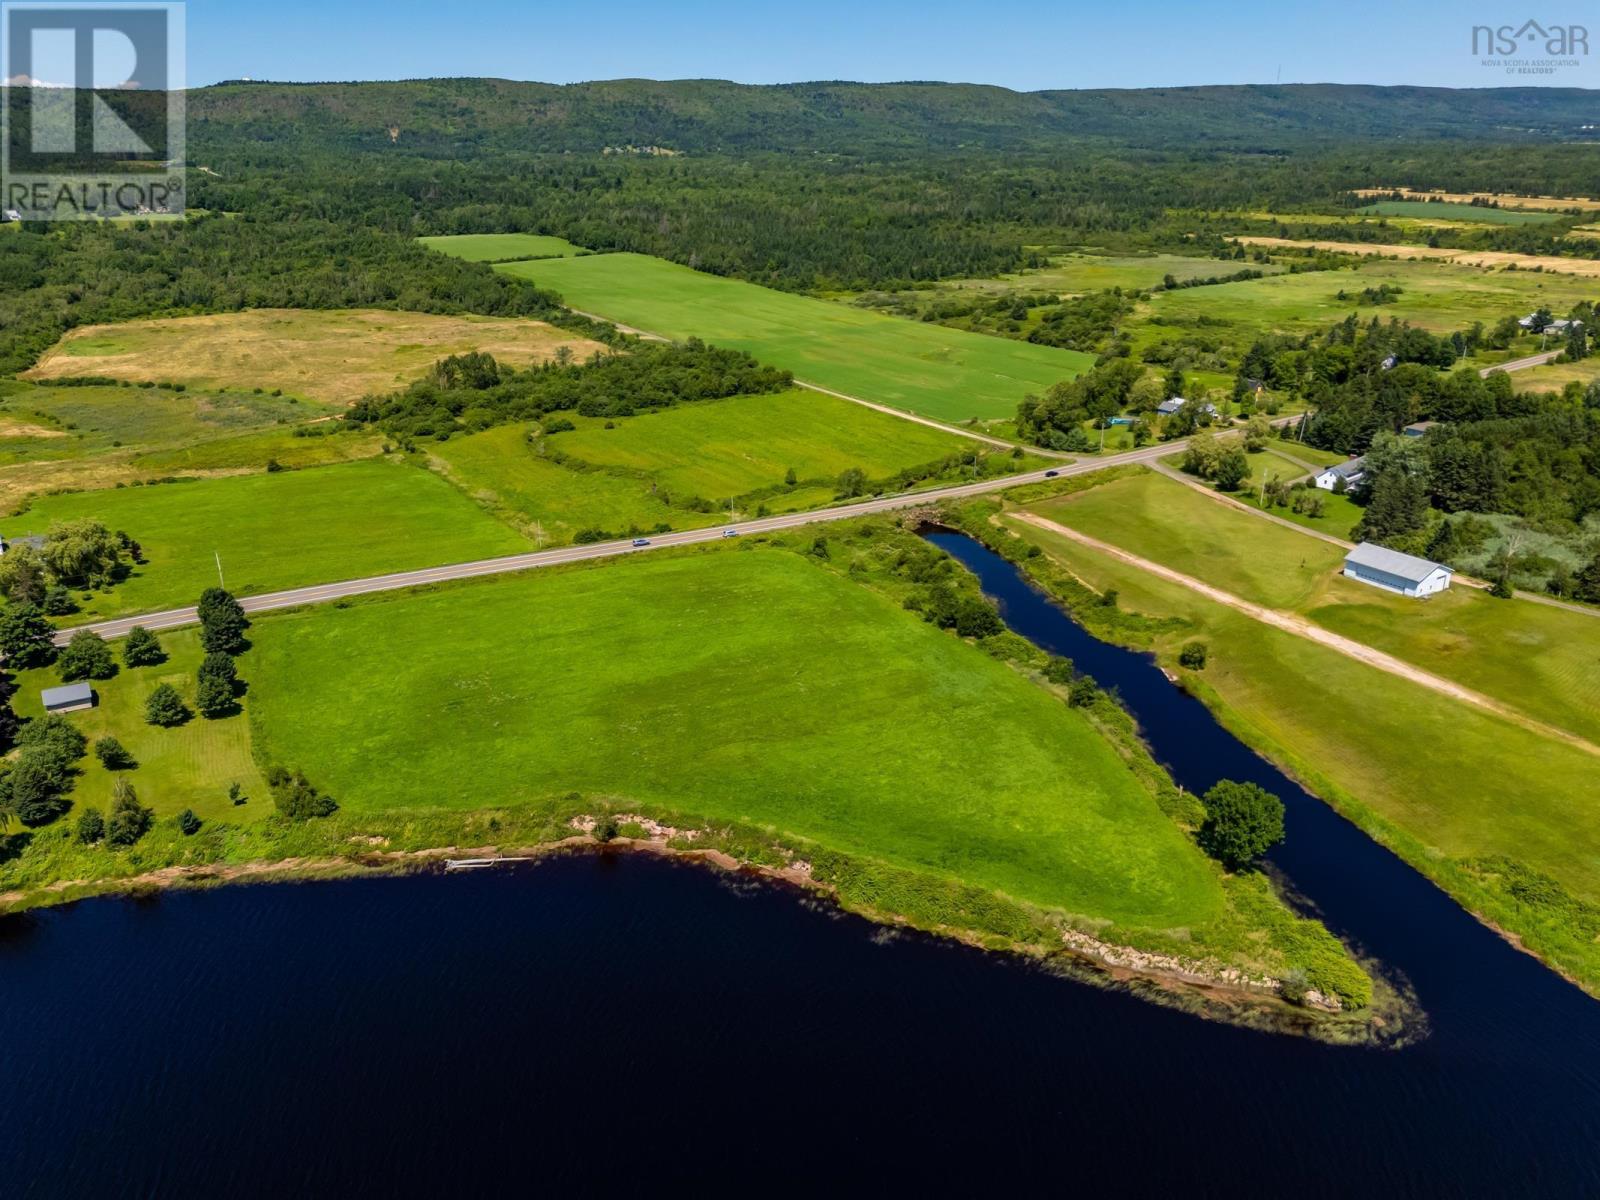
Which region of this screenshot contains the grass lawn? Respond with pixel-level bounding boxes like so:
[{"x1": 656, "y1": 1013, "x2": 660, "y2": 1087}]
[
  {"x1": 417, "y1": 233, "x2": 587, "y2": 261},
  {"x1": 430, "y1": 390, "x2": 1017, "y2": 543},
  {"x1": 1001, "y1": 511, "x2": 1600, "y2": 986},
  {"x1": 498, "y1": 253, "x2": 1093, "y2": 422},
  {"x1": 1357, "y1": 201, "x2": 1561, "y2": 225},
  {"x1": 1024, "y1": 470, "x2": 1600, "y2": 745},
  {"x1": 23, "y1": 309, "x2": 608, "y2": 406},
  {"x1": 12, "y1": 458, "x2": 530, "y2": 619},
  {"x1": 245, "y1": 546, "x2": 1222, "y2": 928},
  {"x1": 11, "y1": 627, "x2": 267, "y2": 823}
]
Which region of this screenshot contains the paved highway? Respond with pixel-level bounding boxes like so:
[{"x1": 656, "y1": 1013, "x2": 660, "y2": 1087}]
[{"x1": 54, "y1": 437, "x2": 1186, "y2": 644}]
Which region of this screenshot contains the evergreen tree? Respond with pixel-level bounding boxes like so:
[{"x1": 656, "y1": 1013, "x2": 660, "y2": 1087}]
[
  {"x1": 0, "y1": 604, "x2": 56, "y2": 668},
  {"x1": 121, "y1": 626, "x2": 164, "y2": 667},
  {"x1": 197, "y1": 588, "x2": 250, "y2": 655}
]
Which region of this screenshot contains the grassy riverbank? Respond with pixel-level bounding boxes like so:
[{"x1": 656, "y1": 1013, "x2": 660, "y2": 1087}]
[
  {"x1": 0, "y1": 526, "x2": 1371, "y2": 1017},
  {"x1": 940, "y1": 476, "x2": 1600, "y2": 996}
]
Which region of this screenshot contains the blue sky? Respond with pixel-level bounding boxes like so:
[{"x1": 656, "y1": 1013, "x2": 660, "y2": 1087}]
[{"x1": 184, "y1": 0, "x2": 1600, "y2": 90}]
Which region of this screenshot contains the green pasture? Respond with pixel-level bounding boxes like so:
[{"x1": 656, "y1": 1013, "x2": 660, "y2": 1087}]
[
  {"x1": 418, "y1": 233, "x2": 587, "y2": 262},
  {"x1": 1128, "y1": 258, "x2": 1599, "y2": 364},
  {"x1": 246, "y1": 546, "x2": 1222, "y2": 927},
  {"x1": 498, "y1": 252, "x2": 1093, "y2": 422},
  {"x1": 431, "y1": 389, "x2": 1009, "y2": 542},
  {"x1": 1357, "y1": 201, "x2": 1561, "y2": 226},
  {"x1": 12, "y1": 458, "x2": 529, "y2": 620}
]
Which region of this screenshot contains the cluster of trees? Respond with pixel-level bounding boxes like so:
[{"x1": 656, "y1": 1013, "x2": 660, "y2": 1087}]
[
  {"x1": 0, "y1": 714, "x2": 86, "y2": 827},
  {"x1": 347, "y1": 341, "x2": 793, "y2": 442},
  {"x1": 0, "y1": 520, "x2": 137, "y2": 612},
  {"x1": 1015, "y1": 360, "x2": 1153, "y2": 449},
  {"x1": 1179, "y1": 420, "x2": 1274, "y2": 491}
]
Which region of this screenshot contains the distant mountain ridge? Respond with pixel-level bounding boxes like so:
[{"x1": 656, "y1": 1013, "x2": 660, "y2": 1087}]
[{"x1": 185, "y1": 78, "x2": 1600, "y2": 156}]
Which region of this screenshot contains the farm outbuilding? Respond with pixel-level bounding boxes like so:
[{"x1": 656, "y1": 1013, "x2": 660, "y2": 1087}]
[
  {"x1": 1342, "y1": 542, "x2": 1453, "y2": 598},
  {"x1": 41, "y1": 682, "x2": 95, "y2": 714}
]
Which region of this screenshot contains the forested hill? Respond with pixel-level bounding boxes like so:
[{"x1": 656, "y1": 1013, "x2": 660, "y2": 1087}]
[{"x1": 187, "y1": 78, "x2": 1600, "y2": 156}]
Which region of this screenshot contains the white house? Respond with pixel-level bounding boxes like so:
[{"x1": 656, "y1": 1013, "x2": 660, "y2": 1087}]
[
  {"x1": 1313, "y1": 457, "x2": 1365, "y2": 491},
  {"x1": 1342, "y1": 542, "x2": 1453, "y2": 597}
]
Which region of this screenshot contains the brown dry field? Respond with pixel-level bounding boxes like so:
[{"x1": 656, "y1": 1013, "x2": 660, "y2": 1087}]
[
  {"x1": 1233, "y1": 236, "x2": 1600, "y2": 278},
  {"x1": 24, "y1": 309, "x2": 610, "y2": 404},
  {"x1": 1351, "y1": 188, "x2": 1600, "y2": 213}
]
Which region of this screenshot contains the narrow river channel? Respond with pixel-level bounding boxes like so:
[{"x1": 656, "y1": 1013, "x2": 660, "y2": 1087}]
[{"x1": 0, "y1": 534, "x2": 1595, "y2": 1196}]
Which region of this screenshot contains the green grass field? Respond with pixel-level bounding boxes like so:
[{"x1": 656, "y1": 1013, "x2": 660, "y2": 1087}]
[
  {"x1": 554, "y1": 389, "x2": 971, "y2": 497},
  {"x1": 0, "y1": 382, "x2": 335, "y2": 465},
  {"x1": 246, "y1": 546, "x2": 1222, "y2": 927},
  {"x1": 430, "y1": 389, "x2": 1006, "y2": 542},
  {"x1": 1128, "y1": 258, "x2": 1598, "y2": 366},
  {"x1": 12, "y1": 458, "x2": 530, "y2": 619},
  {"x1": 418, "y1": 233, "x2": 587, "y2": 262},
  {"x1": 899, "y1": 252, "x2": 1282, "y2": 297},
  {"x1": 1000, "y1": 507, "x2": 1600, "y2": 988},
  {"x1": 498, "y1": 253, "x2": 1094, "y2": 422},
  {"x1": 11, "y1": 627, "x2": 267, "y2": 822},
  {"x1": 1357, "y1": 201, "x2": 1561, "y2": 225},
  {"x1": 1026, "y1": 470, "x2": 1600, "y2": 745}
]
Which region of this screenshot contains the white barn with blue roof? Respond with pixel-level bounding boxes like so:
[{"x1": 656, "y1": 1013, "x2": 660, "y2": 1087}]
[{"x1": 1343, "y1": 542, "x2": 1453, "y2": 598}]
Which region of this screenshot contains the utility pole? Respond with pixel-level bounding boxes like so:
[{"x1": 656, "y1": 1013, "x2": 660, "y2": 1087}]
[{"x1": 214, "y1": 551, "x2": 224, "y2": 589}]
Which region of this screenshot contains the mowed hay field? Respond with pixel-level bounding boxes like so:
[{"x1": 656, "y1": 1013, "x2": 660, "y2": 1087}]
[
  {"x1": 1356, "y1": 201, "x2": 1561, "y2": 225},
  {"x1": 13, "y1": 458, "x2": 530, "y2": 619},
  {"x1": 247, "y1": 547, "x2": 1224, "y2": 928},
  {"x1": 1351, "y1": 188, "x2": 1600, "y2": 213},
  {"x1": 498, "y1": 253, "x2": 1093, "y2": 422},
  {"x1": 923, "y1": 252, "x2": 1280, "y2": 296},
  {"x1": 1001, "y1": 508, "x2": 1600, "y2": 987},
  {"x1": 1231, "y1": 237, "x2": 1600, "y2": 279},
  {"x1": 430, "y1": 389, "x2": 981, "y2": 542},
  {"x1": 11, "y1": 627, "x2": 267, "y2": 822},
  {"x1": 1025, "y1": 470, "x2": 1600, "y2": 746},
  {"x1": 1130, "y1": 257, "x2": 1600, "y2": 362},
  {"x1": 418, "y1": 233, "x2": 587, "y2": 262},
  {"x1": 24, "y1": 309, "x2": 609, "y2": 405}
]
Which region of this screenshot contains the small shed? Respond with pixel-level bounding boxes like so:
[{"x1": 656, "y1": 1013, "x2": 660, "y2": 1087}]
[
  {"x1": 1402, "y1": 421, "x2": 1438, "y2": 438},
  {"x1": 1343, "y1": 542, "x2": 1453, "y2": 598},
  {"x1": 41, "y1": 682, "x2": 94, "y2": 714}
]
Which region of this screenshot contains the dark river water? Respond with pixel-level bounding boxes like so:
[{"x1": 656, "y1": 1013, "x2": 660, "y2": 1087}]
[{"x1": 2, "y1": 533, "x2": 1598, "y2": 1196}]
